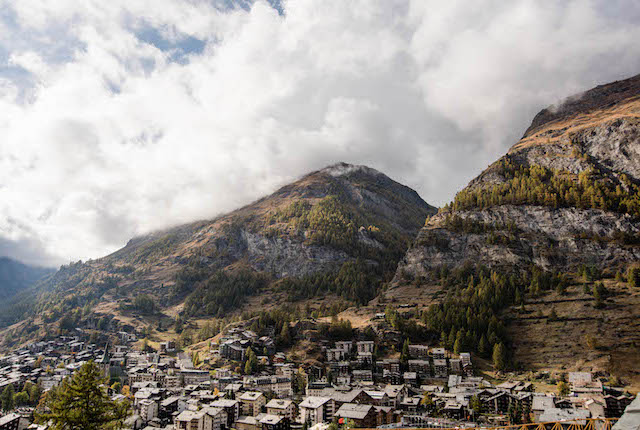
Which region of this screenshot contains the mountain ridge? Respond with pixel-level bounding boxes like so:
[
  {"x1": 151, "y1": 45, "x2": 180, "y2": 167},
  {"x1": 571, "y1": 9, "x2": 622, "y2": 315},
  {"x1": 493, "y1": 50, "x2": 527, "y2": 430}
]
[
  {"x1": 0, "y1": 257, "x2": 53, "y2": 301},
  {"x1": 0, "y1": 162, "x2": 436, "y2": 344},
  {"x1": 392, "y1": 73, "x2": 640, "y2": 380}
]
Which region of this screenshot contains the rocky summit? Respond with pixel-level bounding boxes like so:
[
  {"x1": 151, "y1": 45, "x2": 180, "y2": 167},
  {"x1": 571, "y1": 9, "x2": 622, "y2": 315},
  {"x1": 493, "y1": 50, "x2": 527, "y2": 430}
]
[{"x1": 397, "y1": 73, "x2": 640, "y2": 279}]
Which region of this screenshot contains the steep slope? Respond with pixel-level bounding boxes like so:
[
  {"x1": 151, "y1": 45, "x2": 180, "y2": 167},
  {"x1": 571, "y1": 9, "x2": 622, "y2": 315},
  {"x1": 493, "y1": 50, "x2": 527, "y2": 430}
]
[
  {"x1": 0, "y1": 163, "x2": 435, "y2": 338},
  {"x1": 393, "y1": 74, "x2": 640, "y2": 381},
  {"x1": 398, "y1": 73, "x2": 640, "y2": 278},
  {"x1": 0, "y1": 257, "x2": 52, "y2": 300}
]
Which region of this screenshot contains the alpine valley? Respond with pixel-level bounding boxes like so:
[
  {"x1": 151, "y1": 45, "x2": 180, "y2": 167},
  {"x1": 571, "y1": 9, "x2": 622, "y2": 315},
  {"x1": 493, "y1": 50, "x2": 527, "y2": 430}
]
[{"x1": 1, "y1": 74, "x2": 640, "y2": 389}]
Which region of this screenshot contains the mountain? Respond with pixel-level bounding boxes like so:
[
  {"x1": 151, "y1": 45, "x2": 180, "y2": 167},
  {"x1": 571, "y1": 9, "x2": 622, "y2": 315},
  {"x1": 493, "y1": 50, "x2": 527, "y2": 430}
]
[
  {"x1": 398, "y1": 73, "x2": 640, "y2": 277},
  {"x1": 393, "y1": 74, "x2": 640, "y2": 379},
  {"x1": 0, "y1": 257, "x2": 52, "y2": 300},
  {"x1": 0, "y1": 163, "x2": 436, "y2": 342}
]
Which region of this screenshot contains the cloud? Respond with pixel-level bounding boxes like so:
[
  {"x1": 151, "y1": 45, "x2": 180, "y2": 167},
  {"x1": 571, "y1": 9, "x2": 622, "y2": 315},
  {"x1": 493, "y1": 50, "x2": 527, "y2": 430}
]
[{"x1": 1, "y1": 0, "x2": 640, "y2": 266}]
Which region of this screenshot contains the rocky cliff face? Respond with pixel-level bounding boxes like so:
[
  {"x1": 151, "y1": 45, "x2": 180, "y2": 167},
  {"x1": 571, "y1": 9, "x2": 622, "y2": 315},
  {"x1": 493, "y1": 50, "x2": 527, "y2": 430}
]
[
  {"x1": 397, "y1": 74, "x2": 640, "y2": 280},
  {"x1": 2, "y1": 163, "x2": 435, "y2": 328}
]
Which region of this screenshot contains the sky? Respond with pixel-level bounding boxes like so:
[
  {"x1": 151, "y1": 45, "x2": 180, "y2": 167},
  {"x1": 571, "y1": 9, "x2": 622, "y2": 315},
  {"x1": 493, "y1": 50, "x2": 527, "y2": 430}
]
[{"x1": 1, "y1": 0, "x2": 640, "y2": 267}]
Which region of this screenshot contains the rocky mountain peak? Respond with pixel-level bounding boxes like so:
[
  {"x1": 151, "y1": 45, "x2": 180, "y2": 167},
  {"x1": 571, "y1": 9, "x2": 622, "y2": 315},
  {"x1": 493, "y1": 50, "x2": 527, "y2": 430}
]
[
  {"x1": 523, "y1": 73, "x2": 640, "y2": 139},
  {"x1": 397, "y1": 72, "x2": 640, "y2": 280}
]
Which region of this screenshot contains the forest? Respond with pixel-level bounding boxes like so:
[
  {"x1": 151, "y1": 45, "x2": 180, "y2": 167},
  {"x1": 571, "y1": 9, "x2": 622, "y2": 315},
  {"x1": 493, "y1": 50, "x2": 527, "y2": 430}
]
[{"x1": 445, "y1": 155, "x2": 640, "y2": 217}]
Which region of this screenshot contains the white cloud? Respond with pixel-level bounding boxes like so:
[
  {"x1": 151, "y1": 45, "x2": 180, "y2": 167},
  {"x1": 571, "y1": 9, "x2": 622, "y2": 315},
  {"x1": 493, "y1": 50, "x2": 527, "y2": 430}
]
[{"x1": 1, "y1": 0, "x2": 640, "y2": 266}]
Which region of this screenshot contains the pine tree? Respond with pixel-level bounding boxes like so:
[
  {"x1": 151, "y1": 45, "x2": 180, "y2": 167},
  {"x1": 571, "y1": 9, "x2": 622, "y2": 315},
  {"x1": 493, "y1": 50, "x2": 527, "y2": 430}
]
[
  {"x1": 1, "y1": 384, "x2": 15, "y2": 411},
  {"x1": 280, "y1": 323, "x2": 291, "y2": 346},
  {"x1": 37, "y1": 361, "x2": 129, "y2": 430},
  {"x1": 453, "y1": 330, "x2": 463, "y2": 355},
  {"x1": 401, "y1": 339, "x2": 410, "y2": 362},
  {"x1": 29, "y1": 383, "x2": 42, "y2": 405},
  {"x1": 492, "y1": 342, "x2": 507, "y2": 371},
  {"x1": 478, "y1": 335, "x2": 489, "y2": 358}
]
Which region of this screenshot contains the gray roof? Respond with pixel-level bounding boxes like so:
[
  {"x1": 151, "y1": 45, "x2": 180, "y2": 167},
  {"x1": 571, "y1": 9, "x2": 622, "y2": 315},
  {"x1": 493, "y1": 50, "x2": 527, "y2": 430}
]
[
  {"x1": 259, "y1": 414, "x2": 284, "y2": 425},
  {"x1": 299, "y1": 396, "x2": 332, "y2": 409},
  {"x1": 539, "y1": 408, "x2": 590, "y2": 423},
  {"x1": 335, "y1": 403, "x2": 373, "y2": 420},
  {"x1": 532, "y1": 396, "x2": 556, "y2": 411},
  {"x1": 613, "y1": 396, "x2": 640, "y2": 430},
  {"x1": 266, "y1": 399, "x2": 293, "y2": 409}
]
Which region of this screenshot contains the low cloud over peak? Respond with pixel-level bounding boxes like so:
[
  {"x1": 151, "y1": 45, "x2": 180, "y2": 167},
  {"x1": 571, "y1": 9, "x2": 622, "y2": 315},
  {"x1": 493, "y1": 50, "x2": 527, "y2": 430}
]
[{"x1": 1, "y1": 0, "x2": 640, "y2": 266}]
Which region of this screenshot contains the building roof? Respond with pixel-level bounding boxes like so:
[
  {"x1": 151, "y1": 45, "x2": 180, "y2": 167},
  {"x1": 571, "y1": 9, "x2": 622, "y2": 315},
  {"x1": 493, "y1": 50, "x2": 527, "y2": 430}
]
[
  {"x1": 259, "y1": 414, "x2": 285, "y2": 425},
  {"x1": 266, "y1": 399, "x2": 293, "y2": 410},
  {"x1": 538, "y1": 408, "x2": 590, "y2": 423},
  {"x1": 335, "y1": 403, "x2": 374, "y2": 420},
  {"x1": 0, "y1": 413, "x2": 20, "y2": 426},
  {"x1": 211, "y1": 399, "x2": 239, "y2": 408},
  {"x1": 532, "y1": 396, "x2": 556, "y2": 411},
  {"x1": 613, "y1": 396, "x2": 640, "y2": 430},
  {"x1": 299, "y1": 396, "x2": 332, "y2": 409},
  {"x1": 176, "y1": 411, "x2": 205, "y2": 422},
  {"x1": 236, "y1": 416, "x2": 258, "y2": 425},
  {"x1": 239, "y1": 391, "x2": 264, "y2": 401},
  {"x1": 202, "y1": 407, "x2": 225, "y2": 417}
]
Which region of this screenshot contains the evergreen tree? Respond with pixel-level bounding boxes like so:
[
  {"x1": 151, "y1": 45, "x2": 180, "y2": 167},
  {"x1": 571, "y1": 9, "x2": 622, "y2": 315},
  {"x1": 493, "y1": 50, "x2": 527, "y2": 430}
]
[
  {"x1": 38, "y1": 361, "x2": 129, "y2": 430},
  {"x1": 627, "y1": 267, "x2": 640, "y2": 288},
  {"x1": 401, "y1": 339, "x2": 410, "y2": 363},
  {"x1": 453, "y1": 331, "x2": 463, "y2": 355},
  {"x1": 279, "y1": 323, "x2": 291, "y2": 346},
  {"x1": 14, "y1": 391, "x2": 29, "y2": 406},
  {"x1": 1, "y1": 384, "x2": 15, "y2": 411},
  {"x1": 478, "y1": 335, "x2": 489, "y2": 358},
  {"x1": 244, "y1": 347, "x2": 258, "y2": 375},
  {"x1": 492, "y1": 342, "x2": 507, "y2": 371},
  {"x1": 29, "y1": 383, "x2": 42, "y2": 405}
]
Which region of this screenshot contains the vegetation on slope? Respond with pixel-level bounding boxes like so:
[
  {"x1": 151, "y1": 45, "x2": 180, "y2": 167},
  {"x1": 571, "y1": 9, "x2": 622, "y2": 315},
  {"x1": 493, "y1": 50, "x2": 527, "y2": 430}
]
[
  {"x1": 394, "y1": 263, "x2": 567, "y2": 367},
  {"x1": 443, "y1": 154, "x2": 640, "y2": 217}
]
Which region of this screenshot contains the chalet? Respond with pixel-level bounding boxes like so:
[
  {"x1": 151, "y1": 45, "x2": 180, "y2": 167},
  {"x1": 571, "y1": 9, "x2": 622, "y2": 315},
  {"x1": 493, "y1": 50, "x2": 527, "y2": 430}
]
[
  {"x1": 374, "y1": 406, "x2": 396, "y2": 427},
  {"x1": 449, "y1": 359, "x2": 462, "y2": 375},
  {"x1": 483, "y1": 391, "x2": 512, "y2": 414},
  {"x1": 383, "y1": 385, "x2": 408, "y2": 408},
  {"x1": 363, "y1": 390, "x2": 392, "y2": 407},
  {"x1": 335, "y1": 404, "x2": 376, "y2": 428},
  {"x1": 399, "y1": 397, "x2": 420, "y2": 413}
]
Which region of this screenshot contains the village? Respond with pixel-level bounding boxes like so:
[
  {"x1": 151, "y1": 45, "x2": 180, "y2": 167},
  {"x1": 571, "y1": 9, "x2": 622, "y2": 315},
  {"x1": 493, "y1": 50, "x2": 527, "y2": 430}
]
[{"x1": 0, "y1": 318, "x2": 635, "y2": 430}]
